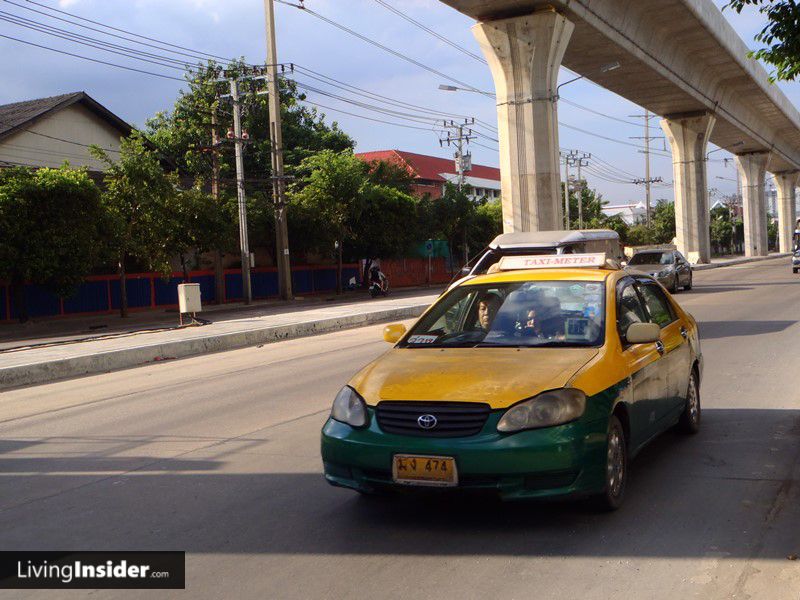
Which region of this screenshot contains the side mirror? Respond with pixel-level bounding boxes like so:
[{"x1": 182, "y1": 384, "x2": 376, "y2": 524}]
[
  {"x1": 625, "y1": 322, "x2": 660, "y2": 344},
  {"x1": 383, "y1": 324, "x2": 407, "y2": 343}
]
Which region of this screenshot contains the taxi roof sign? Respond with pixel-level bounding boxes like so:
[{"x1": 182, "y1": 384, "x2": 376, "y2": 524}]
[{"x1": 497, "y1": 253, "x2": 607, "y2": 271}]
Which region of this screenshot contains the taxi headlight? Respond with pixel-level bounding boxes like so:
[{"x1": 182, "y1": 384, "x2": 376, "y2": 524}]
[
  {"x1": 497, "y1": 388, "x2": 586, "y2": 433},
  {"x1": 331, "y1": 386, "x2": 368, "y2": 428}
]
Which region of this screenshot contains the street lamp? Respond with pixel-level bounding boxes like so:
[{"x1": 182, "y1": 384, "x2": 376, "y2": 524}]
[
  {"x1": 552, "y1": 61, "x2": 620, "y2": 101},
  {"x1": 437, "y1": 84, "x2": 495, "y2": 98}
]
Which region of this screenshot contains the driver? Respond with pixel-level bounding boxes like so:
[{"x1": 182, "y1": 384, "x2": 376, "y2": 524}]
[{"x1": 477, "y1": 292, "x2": 503, "y2": 331}]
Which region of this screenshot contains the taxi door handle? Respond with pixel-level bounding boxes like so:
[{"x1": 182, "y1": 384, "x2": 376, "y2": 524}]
[
  {"x1": 655, "y1": 341, "x2": 665, "y2": 356},
  {"x1": 680, "y1": 326, "x2": 688, "y2": 340}
]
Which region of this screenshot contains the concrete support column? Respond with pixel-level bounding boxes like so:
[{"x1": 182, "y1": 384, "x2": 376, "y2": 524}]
[
  {"x1": 659, "y1": 112, "x2": 716, "y2": 264},
  {"x1": 473, "y1": 9, "x2": 573, "y2": 232},
  {"x1": 773, "y1": 171, "x2": 798, "y2": 252},
  {"x1": 734, "y1": 152, "x2": 771, "y2": 257}
]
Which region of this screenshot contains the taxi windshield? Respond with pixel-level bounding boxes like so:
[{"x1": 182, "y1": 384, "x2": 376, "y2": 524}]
[{"x1": 400, "y1": 280, "x2": 605, "y2": 348}]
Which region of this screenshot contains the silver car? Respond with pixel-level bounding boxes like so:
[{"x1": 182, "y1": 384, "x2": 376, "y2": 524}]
[
  {"x1": 792, "y1": 250, "x2": 800, "y2": 274},
  {"x1": 625, "y1": 250, "x2": 692, "y2": 293}
]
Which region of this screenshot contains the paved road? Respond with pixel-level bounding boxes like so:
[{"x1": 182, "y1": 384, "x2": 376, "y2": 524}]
[{"x1": 1, "y1": 258, "x2": 798, "y2": 599}]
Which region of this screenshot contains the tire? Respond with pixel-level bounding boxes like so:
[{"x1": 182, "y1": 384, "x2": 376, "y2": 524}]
[
  {"x1": 592, "y1": 415, "x2": 627, "y2": 511},
  {"x1": 677, "y1": 369, "x2": 701, "y2": 434},
  {"x1": 670, "y1": 275, "x2": 679, "y2": 294},
  {"x1": 684, "y1": 273, "x2": 692, "y2": 291},
  {"x1": 370, "y1": 287, "x2": 378, "y2": 298}
]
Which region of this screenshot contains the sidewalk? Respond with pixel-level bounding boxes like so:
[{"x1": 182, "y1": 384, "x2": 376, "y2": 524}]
[
  {"x1": 0, "y1": 286, "x2": 444, "y2": 390},
  {"x1": 0, "y1": 252, "x2": 789, "y2": 391}
]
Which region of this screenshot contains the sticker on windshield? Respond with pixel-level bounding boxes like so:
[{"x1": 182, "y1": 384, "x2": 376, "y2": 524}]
[
  {"x1": 584, "y1": 283, "x2": 601, "y2": 293},
  {"x1": 584, "y1": 305, "x2": 600, "y2": 319},
  {"x1": 584, "y1": 294, "x2": 601, "y2": 303},
  {"x1": 407, "y1": 335, "x2": 438, "y2": 344},
  {"x1": 569, "y1": 285, "x2": 583, "y2": 295}
]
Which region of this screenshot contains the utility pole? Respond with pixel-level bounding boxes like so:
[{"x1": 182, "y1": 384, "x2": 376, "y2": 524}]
[
  {"x1": 575, "y1": 152, "x2": 590, "y2": 229},
  {"x1": 229, "y1": 78, "x2": 253, "y2": 305},
  {"x1": 559, "y1": 150, "x2": 579, "y2": 230},
  {"x1": 265, "y1": 0, "x2": 293, "y2": 301},
  {"x1": 211, "y1": 107, "x2": 225, "y2": 305},
  {"x1": 440, "y1": 119, "x2": 475, "y2": 266},
  {"x1": 630, "y1": 110, "x2": 664, "y2": 228}
]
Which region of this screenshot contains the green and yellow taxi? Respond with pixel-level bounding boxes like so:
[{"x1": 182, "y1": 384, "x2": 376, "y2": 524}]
[{"x1": 321, "y1": 254, "x2": 702, "y2": 510}]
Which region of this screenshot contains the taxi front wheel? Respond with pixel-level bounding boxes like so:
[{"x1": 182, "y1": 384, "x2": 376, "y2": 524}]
[
  {"x1": 592, "y1": 415, "x2": 627, "y2": 512},
  {"x1": 677, "y1": 370, "x2": 701, "y2": 434}
]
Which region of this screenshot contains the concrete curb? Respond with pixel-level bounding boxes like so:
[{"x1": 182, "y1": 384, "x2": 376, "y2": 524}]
[
  {"x1": 691, "y1": 253, "x2": 790, "y2": 271},
  {"x1": 1, "y1": 304, "x2": 429, "y2": 390}
]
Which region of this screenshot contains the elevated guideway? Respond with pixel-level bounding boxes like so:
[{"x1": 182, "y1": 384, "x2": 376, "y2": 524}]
[{"x1": 440, "y1": 0, "x2": 800, "y2": 260}]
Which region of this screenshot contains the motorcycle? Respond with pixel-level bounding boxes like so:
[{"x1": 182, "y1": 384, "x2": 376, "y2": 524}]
[{"x1": 369, "y1": 277, "x2": 389, "y2": 298}]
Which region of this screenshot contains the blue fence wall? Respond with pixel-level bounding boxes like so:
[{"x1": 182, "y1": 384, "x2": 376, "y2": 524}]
[{"x1": 1, "y1": 265, "x2": 361, "y2": 322}]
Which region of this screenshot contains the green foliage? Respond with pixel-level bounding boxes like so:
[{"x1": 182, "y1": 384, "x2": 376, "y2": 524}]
[
  {"x1": 90, "y1": 131, "x2": 177, "y2": 277},
  {"x1": 0, "y1": 165, "x2": 104, "y2": 298},
  {"x1": 289, "y1": 151, "x2": 418, "y2": 261},
  {"x1": 626, "y1": 225, "x2": 657, "y2": 247},
  {"x1": 768, "y1": 216, "x2": 779, "y2": 249},
  {"x1": 145, "y1": 59, "x2": 354, "y2": 195},
  {"x1": 471, "y1": 199, "x2": 503, "y2": 253},
  {"x1": 651, "y1": 199, "x2": 676, "y2": 244},
  {"x1": 725, "y1": 1, "x2": 800, "y2": 81},
  {"x1": 710, "y1": 206, "x2": 735, "y2": 253}
]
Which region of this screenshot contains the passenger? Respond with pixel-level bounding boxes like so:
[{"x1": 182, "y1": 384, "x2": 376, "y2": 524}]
[
  {"x1": 538, "y1": 296, "x2": 566, "y2": 339},
  {"x1": 477, "y1": 292, "x2": 503, "y2": 331},
  {"x1": 520, "y1": 305, "x2": 544, "y2": 337}
]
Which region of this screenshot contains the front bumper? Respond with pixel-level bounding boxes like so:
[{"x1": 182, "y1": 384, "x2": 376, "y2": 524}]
[{"x1": 321, "y1": 409, "x2": 608, "y2": 501}]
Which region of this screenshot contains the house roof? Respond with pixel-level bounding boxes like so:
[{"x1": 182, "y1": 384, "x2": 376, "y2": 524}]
[
  {"x1": 356, "y1": 149, "x2": 500, "y2": 183},
  {"x1": 0, "y1": 91, "x2": 133, "y2": 143}
]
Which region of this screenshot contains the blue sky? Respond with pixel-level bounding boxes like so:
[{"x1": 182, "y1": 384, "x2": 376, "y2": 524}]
[{"x1": 1, "y1": 0, "x2": 796, "y2": 207}]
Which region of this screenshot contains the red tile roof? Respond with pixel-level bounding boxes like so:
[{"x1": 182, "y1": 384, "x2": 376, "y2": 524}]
[{"x1": 356, "y1": 150, "x2": 500, "y2": 183}]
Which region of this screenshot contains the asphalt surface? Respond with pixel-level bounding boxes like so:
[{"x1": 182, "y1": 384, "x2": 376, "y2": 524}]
[{"x1": 0, "y1": 257, "x2": 798, "y2": 599}]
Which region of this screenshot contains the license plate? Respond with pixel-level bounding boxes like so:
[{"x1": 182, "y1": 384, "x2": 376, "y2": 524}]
[{"x1": 392, "y1": 454, "x2": 458, "y2": 487}]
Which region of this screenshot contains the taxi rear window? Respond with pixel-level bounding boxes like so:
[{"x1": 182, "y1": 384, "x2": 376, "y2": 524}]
[{"x1": 400, "y1": 281, "x2": 605, "y2": 348}]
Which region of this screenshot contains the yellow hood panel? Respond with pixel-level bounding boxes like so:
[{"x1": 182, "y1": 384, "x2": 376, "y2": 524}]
[{"x1": 351, "y1": 347, "x2": 599, "y2": 409}]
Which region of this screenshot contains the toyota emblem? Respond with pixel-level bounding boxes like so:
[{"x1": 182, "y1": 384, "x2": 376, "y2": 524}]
[{"x1": 417, "y1": 414, "x2": 438, "y2": 429}]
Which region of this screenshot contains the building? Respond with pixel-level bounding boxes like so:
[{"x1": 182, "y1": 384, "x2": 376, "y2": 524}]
[
  {"x1": 356, "y1": 149, "x2": 501, "y2": 201},
  {"x1": 0, "y1": 91, "x2": 133, "y2": 174},
  {"x1": 601, "y1": 201, "x2": 648, "y2": 225}
]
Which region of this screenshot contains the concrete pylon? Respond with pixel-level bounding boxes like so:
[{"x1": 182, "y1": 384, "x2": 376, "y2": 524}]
[
  {"x1": 660, "y1": 112, "x2": 716, "y2": 264},
  {"x1": 772, "y1": 171, "x2": 798, "y2": 252},
  {"x1": 473, "y1": 9, "x2": 573, "y2": 232},
  {"x1": 734, "y1": 152, "x2": 771, "y2": 257}
]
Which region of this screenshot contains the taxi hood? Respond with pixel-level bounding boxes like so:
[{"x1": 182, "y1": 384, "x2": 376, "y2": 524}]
[{"x1": 350, "y1": 347, "x2": 599, "y2": 410}]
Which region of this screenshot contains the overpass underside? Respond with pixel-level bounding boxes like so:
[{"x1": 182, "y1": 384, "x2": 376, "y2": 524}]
[{"x1": 440, "y1": 0, "x2": 800, "y2": 260}]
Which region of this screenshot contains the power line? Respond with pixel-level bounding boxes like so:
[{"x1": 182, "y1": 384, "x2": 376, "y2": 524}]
[
  {"x1": 559, "y1": 98, "x2": 646, "y2": 128},
  {"x1": 276, "y1": 0, "x2": 486, "y2": 94},
  {"x1": 0, "y1": 12, "x2": 191, "y2": 72},
  {"x1": 14, "y1": 0, "x2": 232, "y2": 64},
  {"x1": 372, "y1": 0, "x2": 487, "y2": 65},
  {"x1": 293, "y1": 64, "x2": 498, "y2": 133},
  {"x1": 0, "y1": 33, "x2": 186, "y2": 81}
]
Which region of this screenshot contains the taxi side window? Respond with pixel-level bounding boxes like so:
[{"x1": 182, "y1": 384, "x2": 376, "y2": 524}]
[
  {"x1": 638, "y1": 284, "x2": 676, "y2": 328},
  {"x1": 617, "y1": 283, "x2": 648, "y2": 340}
]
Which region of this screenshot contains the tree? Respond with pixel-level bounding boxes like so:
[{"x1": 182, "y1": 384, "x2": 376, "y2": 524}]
[
  {"x1": 290, "y1": 150, "x2": 367, "y2": 293},
  {"x1": 725, "y1": 1, "x2": 800, "y2": 81},
  {"x1": 165, "y1": 185, "x2": 230, "y2": 280},
  {"x1": 416, "y1": 183, "x2": 476, "y2": 266},
  {"x1": 90, "y1": 132, "x2": 177, "y2": 317},
  {"x1": 651, "y1": 200, "x2": 676, "y2": 244},
  {"x1": 0, "y1": 166, "x2": 103, "y2": 322},
  {"x1": 146, "y1": 60, "x2": 355, "y2": 266},
  {"x1": 710, "y1": 205, "x2": 735, "y2": 255}
]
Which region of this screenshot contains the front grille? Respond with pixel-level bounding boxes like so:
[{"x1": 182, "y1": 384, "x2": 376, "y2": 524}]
[{"x1": 376, "y1": 401, "x2": 490, "y2": 437}]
